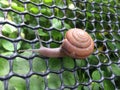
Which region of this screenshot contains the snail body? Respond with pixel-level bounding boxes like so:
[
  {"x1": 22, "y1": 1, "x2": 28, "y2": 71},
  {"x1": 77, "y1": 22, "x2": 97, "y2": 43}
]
[{"x1": 20, "y1": 28, "x2": 94, "y2": 59}]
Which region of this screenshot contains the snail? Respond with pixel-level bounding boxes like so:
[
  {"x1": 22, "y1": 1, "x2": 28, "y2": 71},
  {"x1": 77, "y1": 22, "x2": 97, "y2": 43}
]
[{"x1": 19, "y1": 28, "x2": 94, "y2": 59}]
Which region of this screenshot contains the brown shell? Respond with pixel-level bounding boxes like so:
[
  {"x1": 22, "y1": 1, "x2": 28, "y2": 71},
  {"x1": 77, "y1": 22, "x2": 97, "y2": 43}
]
[{"x1": 61, "y1": 28, "x2": 94, "y2": 59}]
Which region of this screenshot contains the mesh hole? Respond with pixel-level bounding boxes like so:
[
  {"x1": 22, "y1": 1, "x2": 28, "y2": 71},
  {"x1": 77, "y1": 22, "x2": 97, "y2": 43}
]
[
  {"x1": 0, "y1": 81, "x2": 4, "y2": 90},
  {"x1": 47, "y1": 73, "x2": 61, "y2": 89},
  {"x1": 101, "y1": 66, "x2": 112, "y2": 78},
  {"x1": 27, "y1": 3, "x2": 40, "y2": 14},
  {"x1": 103, "y1": 79, "x2": 115, "y2": 90},
  {"x1": 0, "y1": 58, "x2": 9, "y2": 76},
  {"x1": 88, "y1": 55, "x2": 99, "y2": 65},
  {"x1": 90, "y1": 69, "x2": 102, "y2": 81},
  {"x1": 77, "y1": 69, "x2": 90, "y2": 83},
  {"x1": 63, "y1": 57, "x2": 75, "y2": 69},
  {"x1": 0, "y1": 39, "x2": 14, "y2": 56},
  {"x1": 7, "y1": 11, "x2": 23, "y2": 24},
  {"x1": 39, "y1": 16, "x2": 51, "y2": 28},
  {"x1": 48, "y1": 58, "x2": 61, "y2": 71},
  {"x1": 32, "y1": 57, "x2": 47, "y2": 73},
  {"x1": 76, "y1": 59, "x2": 88, "y2": 67},
  {"x1": 98, "y1": 54, "x2": 109, "y2": 64},
  {"x1": 11, "y1": 0, "x2": 25, "y2": 12},
  {"x1": 20, "y1": 26, "x2": 35, "y2": 40},
  {"x1": 30, "y1": 75, "x2": 45, "y2": 90},
  {"x1": 41, "y1": 5, "x2": 52, "y2": 16},
  {"x1": 8, "y1": 76, "x2": 26, "y2": 90},
  {"x1": 13, "y1": 57, "x2": 30, "y2": 75},
  {"x1": 54, "y1": 8, "x2": 64, "y2": 18},
  {"x1": 62, "y1": 71, "x2": 76, "y2": 86},
  {"x1": 24, "y1": 14, "x2": 38, "y2": 26},
  {"x1": 2, "y1": 24, "x2": 18, "y2": 39}
]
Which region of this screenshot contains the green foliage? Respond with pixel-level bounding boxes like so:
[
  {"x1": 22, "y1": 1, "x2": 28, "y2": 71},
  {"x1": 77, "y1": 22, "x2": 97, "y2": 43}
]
[
  {"x1": 0, "y1": 58, "x2": 9, "y2": 76},
  {"x1": 32, "y1": 57, "x2": 47, "y2": 73},
  {"x1": 111, "y1": 64, "x2": 120, "y2": 76},
  {"x1": 62, "y1": 71, "x2": 76, "y2": 86},
  {"x1": 0, "y1": 81, "x2": 4, "y2": 90},
  {"x1": 47, "y1": 73, "x2": 61, "y2": 89},
  {"x1": 30, "y1": 75, "x2": 45, "y2": 90},
  {"x1": 92, "y1": 70, "x2": 101, "y2": 80},
  {"x1": 51, "y1": 30, "x2": 63, "y2": 41},
  {"x1": 1, "y1": 39, "x2": 14, "y2": 51},
  {"x1": 103, "y1": 80, "x2": 115, "y2": 90},
  {"x1": 27, "y1": 4, "x2": 40, "y2": 14},
  {"x1": 40, "y1": 7, "x2": 52, "y2": 16},
  {"x1": 13, "y1": 57, "x2": 30, "y2": 75},
  {"x1": 8, "y1": 77, "x2": 26, "y2": 90},
  {"x1": 52, "y1": 19, "x2": 62, "y2": 29},
  {"x1": 48, "y1": 58, "x2": 61, "y2": 71},
  {"x1": 91, "y1": 82, "x2": 102, "y2": 90},
  {"x1": 63, "y1": 57, "x2": 75, "y2": 69}
]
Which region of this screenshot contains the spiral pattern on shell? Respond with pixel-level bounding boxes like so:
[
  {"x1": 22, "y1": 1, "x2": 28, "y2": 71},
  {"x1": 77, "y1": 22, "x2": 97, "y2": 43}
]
[{"x1": 61, "y1": 28, "x2": 94, "y2": 59}]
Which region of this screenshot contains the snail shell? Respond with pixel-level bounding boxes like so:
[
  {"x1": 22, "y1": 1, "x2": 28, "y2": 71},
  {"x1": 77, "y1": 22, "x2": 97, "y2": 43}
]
[{"x1": 61, "y1": 28, "x2": 94, "y2": 58}]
